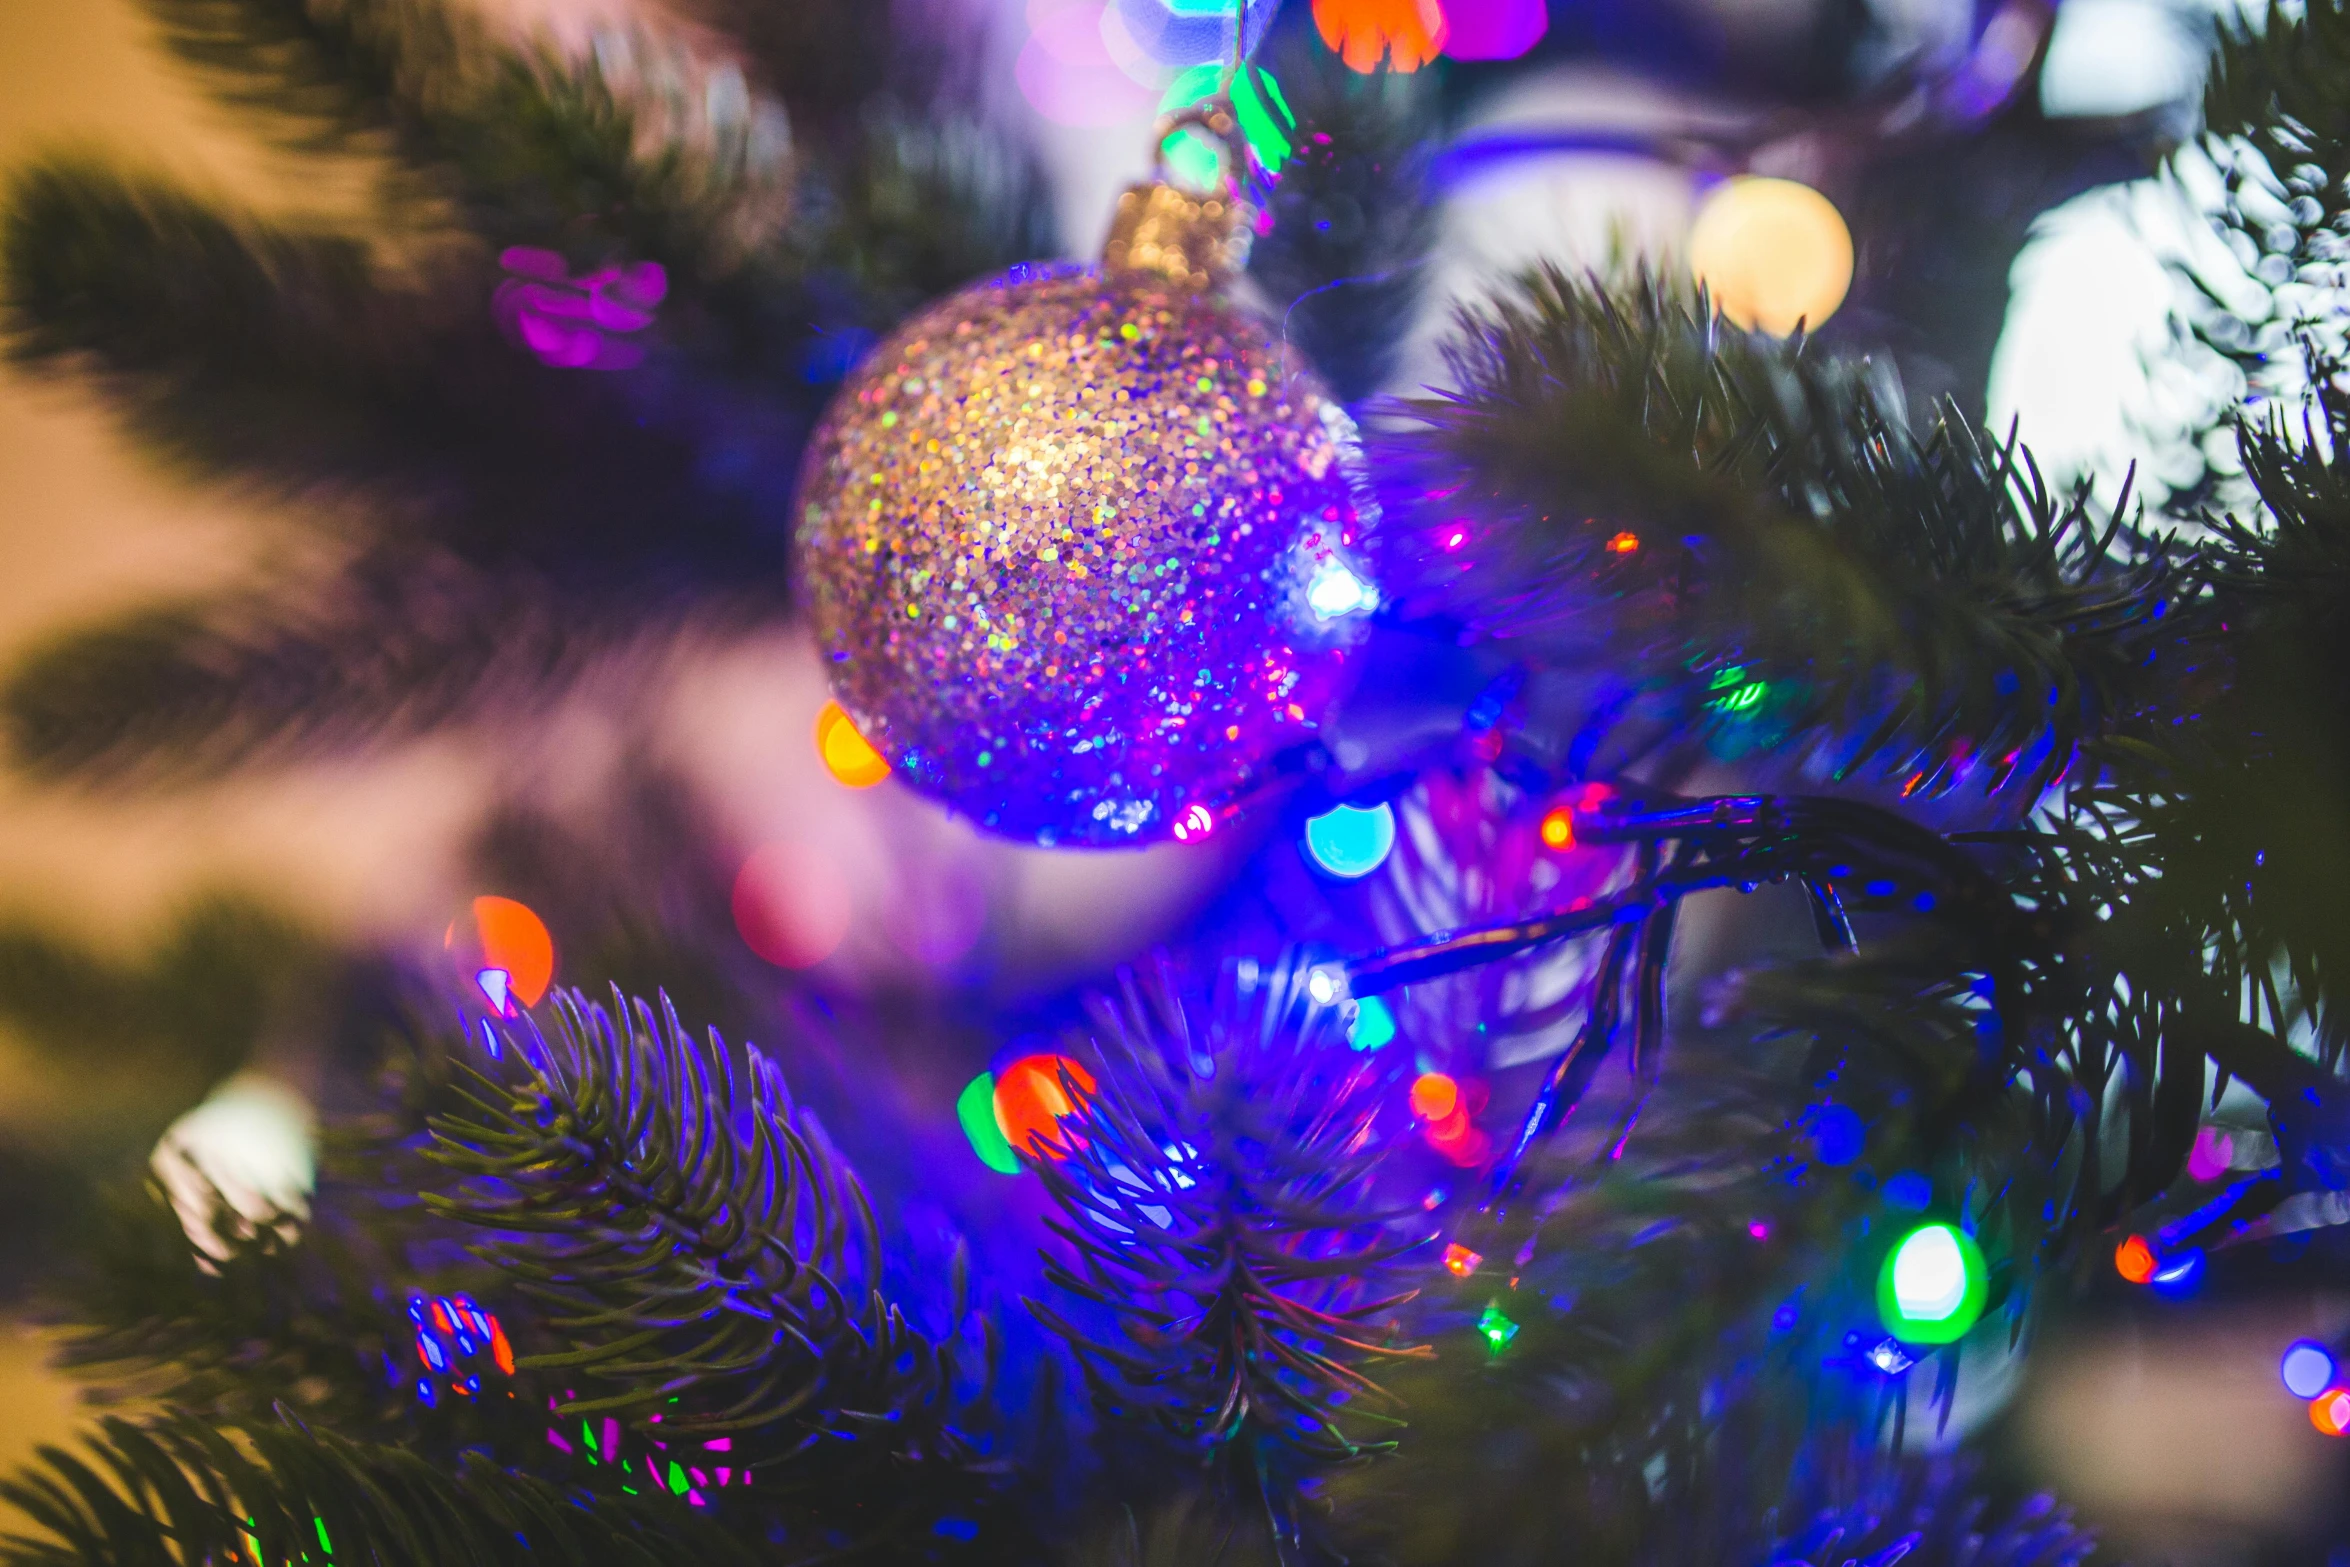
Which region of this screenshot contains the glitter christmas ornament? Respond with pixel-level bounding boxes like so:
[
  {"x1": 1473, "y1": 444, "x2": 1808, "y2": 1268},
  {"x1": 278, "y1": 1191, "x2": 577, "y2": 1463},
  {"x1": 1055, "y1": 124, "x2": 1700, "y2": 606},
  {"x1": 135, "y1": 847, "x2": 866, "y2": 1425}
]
[{"x1": 793, "y1": 103, "x2": 1375, "y2": 846}]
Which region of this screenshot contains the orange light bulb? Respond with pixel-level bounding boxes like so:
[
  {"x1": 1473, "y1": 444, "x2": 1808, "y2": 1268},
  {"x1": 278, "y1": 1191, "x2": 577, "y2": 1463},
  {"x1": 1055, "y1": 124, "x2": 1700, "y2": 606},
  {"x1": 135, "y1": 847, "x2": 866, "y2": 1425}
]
[
  {"x1": 1410, "y1": 1072, "x2": 1460, "y2": 1122},
  {"x1": 992, "y1": 1054, "x2": 1098, "y2": 1160},
  {"x1": 1539, "y1": 807, "x2": 1575, "y2": 850},
  {"x1": 2114, "y1": 1236, "x2": 2156, "y2": 1285}
]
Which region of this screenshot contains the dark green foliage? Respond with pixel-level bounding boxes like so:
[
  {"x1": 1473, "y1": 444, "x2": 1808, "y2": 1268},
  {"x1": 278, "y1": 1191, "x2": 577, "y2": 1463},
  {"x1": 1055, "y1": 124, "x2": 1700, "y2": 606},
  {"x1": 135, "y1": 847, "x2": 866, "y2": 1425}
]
[
  {"x1": 2204, "y1": 0, "x2": 2350, "y2": 281},
  {"x1": 0, "y1": 0, "x2": 1053, "y2": 782},
  {"x1": 1245, "y1": 32, "x2": 1434, "y2": 404},
  {"x1": 17, "y1": 988, "x2": 997, "y2": 1560},
  {"x1": 0, "y1": 159, "x2": 787, "y2": 579},
  {"x1": 1756, "y1": 1450, "x2": 2097, "y2": 1567},
  {"x1": 1029, "y1": 961, "x2": 1428, "y2": 1479},
  {"x1": 46, "y1": 1179, "x2": 383, "y2": 1429},
  {"x1": 17, "y1": 1, "x2": 2350, "y2": 1561},
  {"x1": 1381, "y1": 272, "x2": 2172, "y2": 802},
  {"x1": 140, "y1": 0, "x2": 790, "y2": 276},
  {"x1": 1066, "y1": 1497, "x2": 1280, "y2": 1567},
  {"x1": 0, "y1": 897, "x2": 327, "y2": 1296},
  {"x1": 0, "y1": 566, "x2": 598, "y2": 784},
  {"x1": 37, "y1": 1011, "x2": 509, "y2": 1445},
  {"x1": 427, "y1": 990, "x2": 980, "y2": 1521},
  {"x1": 0, "y1": 896, "x2": 321, "y2": 1091},
  {"x1": 2, "y1": 160, "x2": 432, "y2": 481},
  {"x1": 0, "y1": 1411, "x2": 759, "y2": 1567}
]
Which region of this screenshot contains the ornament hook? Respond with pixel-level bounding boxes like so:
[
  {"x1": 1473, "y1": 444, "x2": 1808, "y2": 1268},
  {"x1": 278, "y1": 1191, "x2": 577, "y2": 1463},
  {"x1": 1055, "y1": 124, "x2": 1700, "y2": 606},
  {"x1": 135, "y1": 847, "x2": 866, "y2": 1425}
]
[{"x1": 1102, "y1": 100, "x2": 1254, "y2": 290}]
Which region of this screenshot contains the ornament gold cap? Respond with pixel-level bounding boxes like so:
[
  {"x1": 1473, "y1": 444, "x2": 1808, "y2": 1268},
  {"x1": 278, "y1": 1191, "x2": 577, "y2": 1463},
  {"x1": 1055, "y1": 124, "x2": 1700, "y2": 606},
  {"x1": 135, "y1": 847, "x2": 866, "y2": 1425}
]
[{"x1": 1102, "y1": 101, "x2": 1253, "y2": 290}]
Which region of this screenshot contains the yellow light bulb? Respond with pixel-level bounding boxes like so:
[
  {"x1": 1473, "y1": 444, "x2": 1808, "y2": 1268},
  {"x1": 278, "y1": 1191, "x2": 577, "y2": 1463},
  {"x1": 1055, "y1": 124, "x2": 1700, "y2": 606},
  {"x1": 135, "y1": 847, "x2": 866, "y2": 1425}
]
[
  {"x1": 815, "y1": 700, "x2": 891, "y2": 789},
  {"x1": 1688, "y1": 176, "x2": 1854, "y2": 336}
]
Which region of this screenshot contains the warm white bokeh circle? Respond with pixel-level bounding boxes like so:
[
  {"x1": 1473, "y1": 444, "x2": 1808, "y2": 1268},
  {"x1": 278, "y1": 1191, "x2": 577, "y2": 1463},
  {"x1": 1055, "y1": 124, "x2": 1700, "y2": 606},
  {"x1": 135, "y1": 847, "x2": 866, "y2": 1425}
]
[{"x1": 1688, "y1": 175, "x2": 1854, "y2": 335}]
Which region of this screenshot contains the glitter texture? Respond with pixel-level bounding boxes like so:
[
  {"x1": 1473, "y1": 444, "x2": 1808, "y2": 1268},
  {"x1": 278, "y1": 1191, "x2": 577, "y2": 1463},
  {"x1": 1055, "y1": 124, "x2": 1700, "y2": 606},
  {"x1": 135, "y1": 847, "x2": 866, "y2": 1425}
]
[{"x1": 795, "y1": 264, "x2": 1372, "y2": 846}]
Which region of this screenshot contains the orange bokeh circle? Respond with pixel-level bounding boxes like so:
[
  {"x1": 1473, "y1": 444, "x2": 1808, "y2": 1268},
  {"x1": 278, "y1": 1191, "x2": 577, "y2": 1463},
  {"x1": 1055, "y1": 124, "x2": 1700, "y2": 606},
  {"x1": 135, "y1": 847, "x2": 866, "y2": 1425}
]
[
  {"x1": 992, "y1": 1054, "x2": 1097, "y2": 1160},
  {"x1": 445, "y1": 896, "x2": 556, "y2": 1008},
  {"x1": 815, "y1": 700, "x2": 890, "y2": 789}
]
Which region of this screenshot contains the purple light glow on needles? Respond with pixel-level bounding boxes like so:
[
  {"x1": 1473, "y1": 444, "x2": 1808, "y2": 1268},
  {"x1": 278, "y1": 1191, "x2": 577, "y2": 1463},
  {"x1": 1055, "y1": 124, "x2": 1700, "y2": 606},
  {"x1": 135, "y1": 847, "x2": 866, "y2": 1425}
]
[
  {"x1": 495, "y1": 248, "x2": 667, "y2": 370},
  {"x1": 2188, "y1": 1125, "x2": 2235, "y2": 1182}
]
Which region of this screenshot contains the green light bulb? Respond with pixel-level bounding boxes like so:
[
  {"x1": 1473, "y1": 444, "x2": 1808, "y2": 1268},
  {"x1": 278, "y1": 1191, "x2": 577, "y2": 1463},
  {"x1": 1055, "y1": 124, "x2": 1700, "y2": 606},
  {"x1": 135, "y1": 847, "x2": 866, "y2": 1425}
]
[
  {"x1": 1876, "y1": 1221, "x2": 1987, "y2": 1345},
  {"x1": 957, "y1": 1072, "x2": 1022, "y2": 1175}
]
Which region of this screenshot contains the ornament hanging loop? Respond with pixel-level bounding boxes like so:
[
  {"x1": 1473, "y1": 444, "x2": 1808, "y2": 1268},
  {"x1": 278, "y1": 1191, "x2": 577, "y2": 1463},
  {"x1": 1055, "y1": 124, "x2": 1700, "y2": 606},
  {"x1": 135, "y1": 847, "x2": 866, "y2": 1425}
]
[{"x1": 1102, "y1": 100, "x2": 1254, "y2": 290}]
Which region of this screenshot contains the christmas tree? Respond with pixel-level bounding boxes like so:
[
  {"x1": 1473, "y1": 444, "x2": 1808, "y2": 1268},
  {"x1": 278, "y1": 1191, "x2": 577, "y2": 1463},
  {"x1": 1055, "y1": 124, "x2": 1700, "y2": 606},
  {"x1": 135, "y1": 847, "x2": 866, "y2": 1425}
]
[{"x1": 0, "y1": 0, "x2": 2342, "y2": 1560}]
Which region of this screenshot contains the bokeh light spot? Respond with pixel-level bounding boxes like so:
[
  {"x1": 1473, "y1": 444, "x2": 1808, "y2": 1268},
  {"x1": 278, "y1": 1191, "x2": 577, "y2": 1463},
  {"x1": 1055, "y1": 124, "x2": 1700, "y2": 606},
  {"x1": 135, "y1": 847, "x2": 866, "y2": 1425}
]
[
  {"x1": 152, "y1": 1074, "x2": 317, "y2": 1259},
  {"x1": 957, "y1": 1073, "x2": 1023, "y2": 1175},
  {"x1": 1605, "y1": 531, "x2": 1640, "y2": 555},
  {"x1": 1689, "y1": 176, "x2": 1854, "y2": 336},
  {"x1": 2187, "y1": 1124, "x2": 2235, "y2": 1182},
  {"x1": 1304, "y1": 801, "x2": 1397, "y2": 879},
  {"x1": 1410, "y1": 1072, "x2": 1460, "y2": 1122},
  {"x1": 2315, "y1": 1388, "x2": 2350, "y2": 1438},
  {"x1": 1312, "y1": 0, "x2": 1445, "y2": 71},
  {"x1": 1810, "y1": 1104, "x2": 1865, "y2": 1166},
  {"x1": 1440, "y1": 0, "x2": 1546, "y2": 59},
  {"x1": 816, "y1": 700, "x2": 891, "y2": 789},
  {"x1": 994, "y1": 1054, "x2": 1097, "y2": 1160},
  {"x1": 732, "y1": 841, "x2": 854, "y2": 968},
  {"x1": 1159, "y1": 62, "x2": 1293, "y2": 189},
  {"x1": 1538, "y1": 807, "x2": 1575, "y2": 850},
  {"x1": 2283, "y1": 1341, "x2": 2338, "y2": 1400},
  {"x1": 2114, "y1": 1235, "x2": 2156, "y2": 1285},
  {"x1": 1349, "y1": 996, "x2": 1398, "y2": 1051},
  {"x1": 446, "y1": 896, "x2": 556, "y2": 1009}
]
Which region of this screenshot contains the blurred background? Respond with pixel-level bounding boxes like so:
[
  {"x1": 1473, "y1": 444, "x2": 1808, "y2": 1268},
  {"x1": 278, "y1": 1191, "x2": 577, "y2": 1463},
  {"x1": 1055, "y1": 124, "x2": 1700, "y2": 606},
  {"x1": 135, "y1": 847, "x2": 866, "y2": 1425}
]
[{"x1": 0, "y1": 0, "x2": 2337, "y2": 1559}]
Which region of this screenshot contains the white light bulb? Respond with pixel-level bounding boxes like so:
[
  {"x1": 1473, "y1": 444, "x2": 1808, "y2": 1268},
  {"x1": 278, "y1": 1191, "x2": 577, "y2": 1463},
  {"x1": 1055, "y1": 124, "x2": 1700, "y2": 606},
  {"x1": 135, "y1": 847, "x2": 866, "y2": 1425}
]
[
  {"x1": 1306, "y1": 562, "x2": 1375, "y2": 620},
  {"x1": 151, "y1": 1073, "x2": 316, "y2": 1258},
  {"x1": 1892, "y1": 1224, "x2": 1969, "y2": 1322}
]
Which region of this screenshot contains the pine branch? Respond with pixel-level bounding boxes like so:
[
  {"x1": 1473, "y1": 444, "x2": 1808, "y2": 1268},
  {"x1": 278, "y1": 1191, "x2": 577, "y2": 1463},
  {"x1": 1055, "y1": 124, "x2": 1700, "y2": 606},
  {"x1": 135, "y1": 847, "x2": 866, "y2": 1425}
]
[
  {"x1": 2204, "y1": 0, "x2": 2350, "y2": 263},
  {"x1": 424, "y1": 989, "x2": 981, "y2": 1535},
  {"x1": 0, "y1": 896, "x2": 319, "y2": 1080},
  {"x1": 672, "y1": 0, "x2": 992, "y2": 155},
  {"x1": 1029, "y1": 959, "x2": 1429, "y2": 1480},
  {"x1": 0, "y1": 158, "x2": 441, "y2": 472},
  {"x1": 43, "y1": 1177, "x2": 420, "y2": 1433},
  {"x1": 1067, "y1": 1495, "x2": 1279, "y2": 1567},
  {"x1": 811, "y1": 110, "x2": 1060, "y2": 326},
  {"x1": 0, "y1": 1410, "x2": 758, "y2": 1567},
  {"x1": 1328, "y1": 1030, "x2": 1868, "y2": 1567},
  {"x1": 0, "y1": 561, "x2": 616, "y2": 784},
  {"x1": 1761, "y1": 1445, "x2": 2098, "y2": 1567},
  {"x1": 1246, "y1": 32, "x2": 1434, "y2": 404},
  {"x1": 36, "y1": 1005, "x2": 543, "y2": 1450},
  {"x1": 2, "y1": 160, "x2": 796, "y2": 564},
  {"x1": 137, "y1": 0, "x2": 466, "y2": 163},
  {"x1": 1379, "y1": 272, "x2": 2173, "y2": 800},
  {"x1": 140, "y1": 0, "x2": 792, "y2": 277}
]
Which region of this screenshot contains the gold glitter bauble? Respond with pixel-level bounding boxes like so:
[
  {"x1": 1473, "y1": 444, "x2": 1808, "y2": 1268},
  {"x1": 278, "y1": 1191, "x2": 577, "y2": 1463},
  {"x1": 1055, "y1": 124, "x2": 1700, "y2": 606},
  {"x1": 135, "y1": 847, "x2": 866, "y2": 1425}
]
[{"x1": 793, "y1": 252, "x2": 1376, "y2": 846}]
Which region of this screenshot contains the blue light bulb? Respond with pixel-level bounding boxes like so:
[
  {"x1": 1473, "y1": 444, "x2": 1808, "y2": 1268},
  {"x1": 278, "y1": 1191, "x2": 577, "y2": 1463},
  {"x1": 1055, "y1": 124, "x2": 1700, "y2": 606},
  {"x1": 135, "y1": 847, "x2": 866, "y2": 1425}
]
[
  {"x1": 2282, "y1": 1340, "x2": 2337, "y2": 1400},
  {"x1": 1304, "y1": 802, "x2": 1396, "y2": 879}
]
